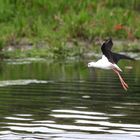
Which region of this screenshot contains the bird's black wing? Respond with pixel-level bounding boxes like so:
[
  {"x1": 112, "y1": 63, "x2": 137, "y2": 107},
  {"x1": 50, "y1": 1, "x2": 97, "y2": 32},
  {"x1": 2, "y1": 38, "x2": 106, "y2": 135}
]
[
  {"x1": 112, "y1": 52, "x2": 135, "y2": 64},
  {"x1": 101, "y1": 37, "x2": 113, "y2": 51},
  {"x1": 101, "y1": 38, "x2": 114, "y2": 63},
  {"x1": 101, "y1": 38, "x2": 135, "y2": 64}
]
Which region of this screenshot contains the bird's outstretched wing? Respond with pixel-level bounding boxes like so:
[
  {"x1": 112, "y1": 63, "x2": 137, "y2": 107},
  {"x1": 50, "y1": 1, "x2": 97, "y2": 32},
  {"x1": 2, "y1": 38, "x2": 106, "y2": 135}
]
[
  {"x1": 101, "y1": 38, "x2": 135, "y2": 64},
  {"x1": 112, "y1": 52, "x2": 135, "y2": 64},
  {"x1": 101, "y1": 38, "x2": 114, "y2": 63}
]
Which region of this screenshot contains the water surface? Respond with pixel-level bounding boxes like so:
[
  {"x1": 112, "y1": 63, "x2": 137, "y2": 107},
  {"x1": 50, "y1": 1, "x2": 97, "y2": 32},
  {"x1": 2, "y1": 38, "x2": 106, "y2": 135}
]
[{"x1": 0, "y1": 59, "x2": 139, "y2": 140}]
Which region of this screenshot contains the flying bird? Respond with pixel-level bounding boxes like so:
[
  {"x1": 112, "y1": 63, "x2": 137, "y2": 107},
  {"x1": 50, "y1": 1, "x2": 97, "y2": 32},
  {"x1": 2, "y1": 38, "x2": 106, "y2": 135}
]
[{"x1": 88, "y1": 38, "x2": 134, "y2": 91}]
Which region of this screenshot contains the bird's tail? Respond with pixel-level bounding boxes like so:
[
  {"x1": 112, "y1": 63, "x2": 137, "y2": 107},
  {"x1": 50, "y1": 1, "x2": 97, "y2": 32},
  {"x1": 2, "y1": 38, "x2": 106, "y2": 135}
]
[{"x1": 111, "y1": 64, "x2": 122, "y2": 72}]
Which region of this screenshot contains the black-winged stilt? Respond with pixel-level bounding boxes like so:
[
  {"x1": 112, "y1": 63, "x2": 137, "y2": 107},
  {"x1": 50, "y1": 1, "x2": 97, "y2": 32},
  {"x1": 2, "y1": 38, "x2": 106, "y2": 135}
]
[{"x1": 88, "y1": 38, "x2": 134, "y2": 91}]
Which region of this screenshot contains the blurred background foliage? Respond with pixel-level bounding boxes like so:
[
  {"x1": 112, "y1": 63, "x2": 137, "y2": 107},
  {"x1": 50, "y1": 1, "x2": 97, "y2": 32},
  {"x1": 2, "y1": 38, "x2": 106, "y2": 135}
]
[{"x1": 0, "y1": 0, "x2": 140, "y2": 58}]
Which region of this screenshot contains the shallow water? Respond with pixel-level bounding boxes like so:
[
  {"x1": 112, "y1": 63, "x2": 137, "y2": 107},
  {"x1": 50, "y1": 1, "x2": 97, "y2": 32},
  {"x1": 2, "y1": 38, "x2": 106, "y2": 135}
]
[{"x1": 0, "y1": 59, "x2": 139, "y2": 140}]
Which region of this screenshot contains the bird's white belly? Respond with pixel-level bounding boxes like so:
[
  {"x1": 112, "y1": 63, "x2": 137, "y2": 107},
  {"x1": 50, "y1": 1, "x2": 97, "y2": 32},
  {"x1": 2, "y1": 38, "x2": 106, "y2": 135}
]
[
  {"x1": 94, "y1": 55, "x2": 113, "y2": 70},
  {"x1": 96, "y1": 63, "x2": 112, "y2": 70},
  {"x1": 88, "y1": 55, "x2": 122, "y2": 71}
]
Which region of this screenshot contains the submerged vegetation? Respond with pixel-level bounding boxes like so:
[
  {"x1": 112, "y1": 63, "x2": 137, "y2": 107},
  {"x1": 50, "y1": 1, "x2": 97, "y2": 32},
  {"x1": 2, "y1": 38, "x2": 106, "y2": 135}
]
[{"x1": 0, "y1": 0, "x2": 140, "y2": 59}]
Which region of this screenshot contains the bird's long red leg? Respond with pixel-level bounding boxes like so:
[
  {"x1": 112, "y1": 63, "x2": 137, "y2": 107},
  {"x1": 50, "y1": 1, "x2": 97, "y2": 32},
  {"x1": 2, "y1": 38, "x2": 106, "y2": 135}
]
[
  {"x1": 115, "y1": 71, "x2": 128, "y2": 90},
  {"x1": 114, "y1": 69, "x2": 128, "y2": 88},
  {"x1": 112, "y1": 68, "x2": 128, "y2": 90},
  {"x1": 117, "y1": 72, "x2": 128, "y2": 88},
  {"x1": 113, "y1": 68, "x2": 128, "y2": 90}
]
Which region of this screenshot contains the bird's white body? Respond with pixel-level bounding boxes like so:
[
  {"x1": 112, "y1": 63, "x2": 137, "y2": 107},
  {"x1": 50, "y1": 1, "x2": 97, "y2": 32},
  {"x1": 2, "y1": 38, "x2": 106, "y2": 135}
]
[{"x1": 88, "y1": 55, "x2": 122, "y2": 72}]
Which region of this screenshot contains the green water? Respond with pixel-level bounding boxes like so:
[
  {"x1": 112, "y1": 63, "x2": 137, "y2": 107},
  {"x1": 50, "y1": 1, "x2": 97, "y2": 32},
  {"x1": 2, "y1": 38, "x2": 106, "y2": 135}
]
[{"x1": 0, "y1": 59, "x2": 139, "y2": 140}]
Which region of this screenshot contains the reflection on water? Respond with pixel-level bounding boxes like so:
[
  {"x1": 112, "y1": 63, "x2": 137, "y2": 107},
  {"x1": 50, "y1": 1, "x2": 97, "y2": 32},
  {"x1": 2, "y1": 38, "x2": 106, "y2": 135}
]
[{"x1": 0, "y1": 59, "x2": 139, "y2": 140}]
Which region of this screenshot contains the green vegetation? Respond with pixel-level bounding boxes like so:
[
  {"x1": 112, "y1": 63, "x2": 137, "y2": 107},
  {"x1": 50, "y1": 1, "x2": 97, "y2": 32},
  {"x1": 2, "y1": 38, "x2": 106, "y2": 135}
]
[{"x1": 0, "y1": 0, "x2": 140, "y2": 59}]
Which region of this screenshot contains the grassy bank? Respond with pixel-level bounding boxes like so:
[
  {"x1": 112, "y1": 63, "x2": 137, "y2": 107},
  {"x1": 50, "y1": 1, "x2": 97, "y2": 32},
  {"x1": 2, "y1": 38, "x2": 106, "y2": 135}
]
[{"x1": 0, "y1": 0, "x2": 140, "y2": 59}]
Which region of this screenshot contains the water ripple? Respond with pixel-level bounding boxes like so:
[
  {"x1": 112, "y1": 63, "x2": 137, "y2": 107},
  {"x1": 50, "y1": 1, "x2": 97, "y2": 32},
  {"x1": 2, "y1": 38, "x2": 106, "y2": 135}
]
[
  {"x1": 76, "y1": 120, "x2": 140, "y2": 129},
  {"x1": 0, "y1": 79, "x2": 49, "y2": 87},
  {"x1": 52, "y1": 109, "x2": 106, "y2": 116},
  {"x1": 4, "y1": 117, "x2": 33, "y2": 121},
  {"x1": 50, "y1": 114, "x2": 109, "y2": 120}
]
